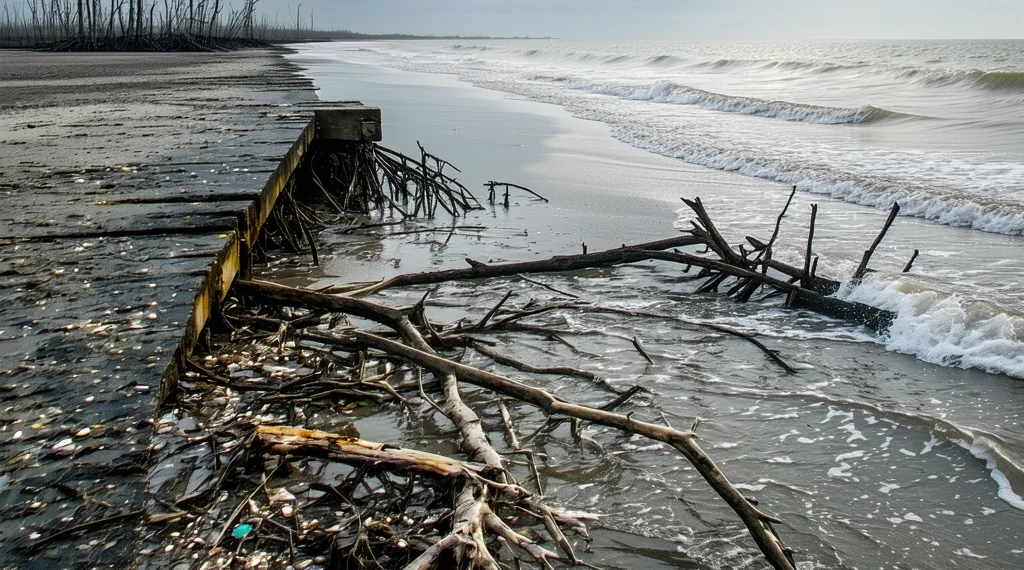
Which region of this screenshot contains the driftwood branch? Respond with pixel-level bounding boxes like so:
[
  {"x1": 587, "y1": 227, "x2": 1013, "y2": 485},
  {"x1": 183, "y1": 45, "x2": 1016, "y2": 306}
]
[
  {"x1": 236, "y1": 278, "x2": 796, "y2": 569},
  {"x1": 346, "y1": 330, "x2": 796, "y2": 570},
  {"x1": 213, "y1": 193, "x2": 925, "y2": 569},
  {"x1": 340, "y1": 235, "x2": 703, "y2": 298},
  {"x1": 853, "y1": 202, "x2": 901, "y2": 280}
]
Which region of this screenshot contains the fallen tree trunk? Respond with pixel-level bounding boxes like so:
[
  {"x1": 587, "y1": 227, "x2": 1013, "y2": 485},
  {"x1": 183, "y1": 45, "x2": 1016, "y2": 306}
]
[{"x1": 196, "y1": 190, "x2": 920, "y2": 570}]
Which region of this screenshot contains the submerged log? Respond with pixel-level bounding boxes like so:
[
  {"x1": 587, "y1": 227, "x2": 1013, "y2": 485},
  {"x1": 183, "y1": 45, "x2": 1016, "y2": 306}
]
[
  {"x1": 312, "y1": 195, "x2": 900, "y2": 335},
  {"x1": 335, "y1": 235, "x2": 704, "y2": 297}
]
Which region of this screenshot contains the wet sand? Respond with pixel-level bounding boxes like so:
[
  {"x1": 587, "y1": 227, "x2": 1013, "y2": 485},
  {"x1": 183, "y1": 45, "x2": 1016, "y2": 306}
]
[{"x1": 0, "y1": 50, "x2": 315, "y2": 568}]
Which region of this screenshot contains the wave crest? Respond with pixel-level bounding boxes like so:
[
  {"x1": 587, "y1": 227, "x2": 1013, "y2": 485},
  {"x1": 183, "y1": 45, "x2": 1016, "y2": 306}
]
[
  {"x1": 559, "y1": 78, "x2": 911, "y2": 125},
  {"x1": 973, "y1": 70, "x2": 1024, "y2": 90},
  {"x1": 835, "y1": 277, "x2": 1024, "y2": 378}
]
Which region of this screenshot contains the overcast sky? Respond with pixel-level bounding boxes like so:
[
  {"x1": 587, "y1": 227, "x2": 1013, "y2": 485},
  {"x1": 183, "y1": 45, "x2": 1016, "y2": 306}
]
[{"x1": 253, "y1": 0, "x2": 1022, "y2": 40}]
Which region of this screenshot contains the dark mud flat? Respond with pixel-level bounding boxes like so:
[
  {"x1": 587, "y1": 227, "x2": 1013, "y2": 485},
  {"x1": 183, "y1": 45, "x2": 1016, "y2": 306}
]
[{"x1": 0, "y1": 50, "x2": 316, "y2": 568}]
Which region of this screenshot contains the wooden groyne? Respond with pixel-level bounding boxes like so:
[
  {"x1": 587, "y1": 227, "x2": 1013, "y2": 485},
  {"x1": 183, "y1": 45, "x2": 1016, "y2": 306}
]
[{"x1": 157, "y1": 105, "x2": 383, "y2": 403}]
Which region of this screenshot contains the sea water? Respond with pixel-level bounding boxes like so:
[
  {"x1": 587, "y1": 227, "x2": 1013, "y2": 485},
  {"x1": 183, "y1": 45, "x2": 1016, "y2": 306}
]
[{"x1": 284, "y1": 41, "x2": 1024, "y2": 569}]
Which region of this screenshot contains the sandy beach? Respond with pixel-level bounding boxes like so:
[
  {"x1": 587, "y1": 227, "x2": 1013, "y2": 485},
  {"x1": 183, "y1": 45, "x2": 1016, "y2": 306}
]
[{"x1": 0, "y1": 49, "x2": 315, "y2": 568}]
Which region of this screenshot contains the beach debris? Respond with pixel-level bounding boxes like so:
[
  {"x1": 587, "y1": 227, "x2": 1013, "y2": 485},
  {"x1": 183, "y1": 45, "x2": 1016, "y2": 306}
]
[
  {"x1": 142, "y1": 136, "x2": 921, "y2": 570},
  {"x1": 485, "y1": 180, "x2": 548, "y2": 206},
  {"x1": 268, "y1": 488, "x2": 295, "y2": 504},
  {"x1": 51, "y1": 438, "x2": 76, "y2": 456}
]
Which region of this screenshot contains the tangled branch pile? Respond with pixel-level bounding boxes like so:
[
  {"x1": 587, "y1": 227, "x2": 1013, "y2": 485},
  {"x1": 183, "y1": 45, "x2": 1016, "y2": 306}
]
[
  {"x1": 143, "y1": 151, "x2": 914, "y2": 568},
  {"x1": 256, "y1": 141, "x2": 483, "y2": 265}
]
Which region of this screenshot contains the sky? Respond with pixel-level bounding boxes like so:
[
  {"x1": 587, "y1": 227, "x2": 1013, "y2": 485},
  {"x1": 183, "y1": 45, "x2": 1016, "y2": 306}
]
[{"x1": 254, "y1": 0, "x2": 1023, "y2": 40}]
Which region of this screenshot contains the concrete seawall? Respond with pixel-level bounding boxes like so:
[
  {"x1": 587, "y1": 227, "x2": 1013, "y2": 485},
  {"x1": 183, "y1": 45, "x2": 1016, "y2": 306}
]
[{"x1": 0, "y1": 49, "x2": 323, "y2": 568}]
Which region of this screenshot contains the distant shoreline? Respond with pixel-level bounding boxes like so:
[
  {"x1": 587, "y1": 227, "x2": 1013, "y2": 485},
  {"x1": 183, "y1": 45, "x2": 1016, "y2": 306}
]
[{"x1": 0, "y1": 34, "x2": 552, "y2": 51}]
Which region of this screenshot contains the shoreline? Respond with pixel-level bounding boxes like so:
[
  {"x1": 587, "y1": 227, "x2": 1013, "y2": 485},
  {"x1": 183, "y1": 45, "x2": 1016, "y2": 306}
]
[
  {"x1": 0, "y1": 40, "x2": 1019, "y2": 569},
  {"x1": 286, "y1": 42, "x2": 1024, "y2": 379},
  {"x1": 272, "y1": 46, "x2": 1024, "y2": 569},
  {"x1": 0, "y1": 48, "x2": 318, "y2": 567}
]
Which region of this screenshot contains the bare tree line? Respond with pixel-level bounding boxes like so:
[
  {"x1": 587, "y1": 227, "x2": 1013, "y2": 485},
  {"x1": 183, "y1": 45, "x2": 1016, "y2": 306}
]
[{"x1": 0, "y1": 0, "x2": 327, "y2": 50}]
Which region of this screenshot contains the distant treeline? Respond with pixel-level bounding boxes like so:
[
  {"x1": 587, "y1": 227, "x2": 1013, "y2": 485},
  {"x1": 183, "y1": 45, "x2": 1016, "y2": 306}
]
[
  {"x1": 285, "y1": 30, "x2": 549, "y2": 41},
  {"x1": 0, "y1": 1, "x2": 546, "y2": 50},
  {"x1": 1, "y1": 0, "x2": 272, "y2": 50}
]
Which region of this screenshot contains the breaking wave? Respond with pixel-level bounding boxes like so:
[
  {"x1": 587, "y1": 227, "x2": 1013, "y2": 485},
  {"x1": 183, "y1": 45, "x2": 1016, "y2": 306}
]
[
  {"x1": 551, "y1": 78, "x2": 914, "y2": 125},
  {"x1": 835, "y1": 276, "x2": 1024, "y2": 379},
  {"x1": 444, "y1": 44, "x2": 1024, "y2": 95},
  {"x1": 972, "y1": 70, "x2": 1024, "y2": 91},
  {"x1": 615, "y1": 125, "x2": 1024, "y2": 235},
  {"x1": 900, "y1": 67, "x2": 1024, "y2": 92}
]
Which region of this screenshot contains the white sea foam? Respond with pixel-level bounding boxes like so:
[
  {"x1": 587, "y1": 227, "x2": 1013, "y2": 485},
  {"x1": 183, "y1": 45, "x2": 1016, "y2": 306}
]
[
  {"x1": 835, "y1": 277, "x2": 1024, "y2": 379},
  {"x1": 953, "y1": 439, "x2": 1024, "y2": 511},
  {"x1": 298, "y1": 41, "x2": 1024, "y2": 237},
  {"x1": 549, "y1": 77, "x2": 909, "y2": 124}
]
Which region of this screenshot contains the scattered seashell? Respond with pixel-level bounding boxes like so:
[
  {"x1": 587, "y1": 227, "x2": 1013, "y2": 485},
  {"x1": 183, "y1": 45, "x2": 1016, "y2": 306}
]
[
  {"x1": 134, "y1": 385, "x2": 151, "y2": 394},
  {"x1": 85, "y1": 396, "x2": 95, "y2": 403},
  {"x1": 74, "y1": 427, "x2": 91, "y2": 438},
  {"x1": 11, "y1": 431, "x2": 22, "y2": 441},
  {"x1": 280, "y1": 505, "x2": 293, "y2": 518},
  {"x1": 146, "y1": 313, "x2": 157, "y2": 321},
  {"x1": 52, "y1": 438, "x2": 76, "y2": 455},
  {"x1": 28, "y1": 532, "x2": 41, "y2": 540},
  {"x1": 269, "y1": 488, "x2": 295, "y2": 504}
]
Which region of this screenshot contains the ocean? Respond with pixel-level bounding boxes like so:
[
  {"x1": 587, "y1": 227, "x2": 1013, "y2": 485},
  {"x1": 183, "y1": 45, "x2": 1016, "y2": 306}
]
[{"x1": 284, "y1": 40, "x2": 1024, "y2": 569}]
